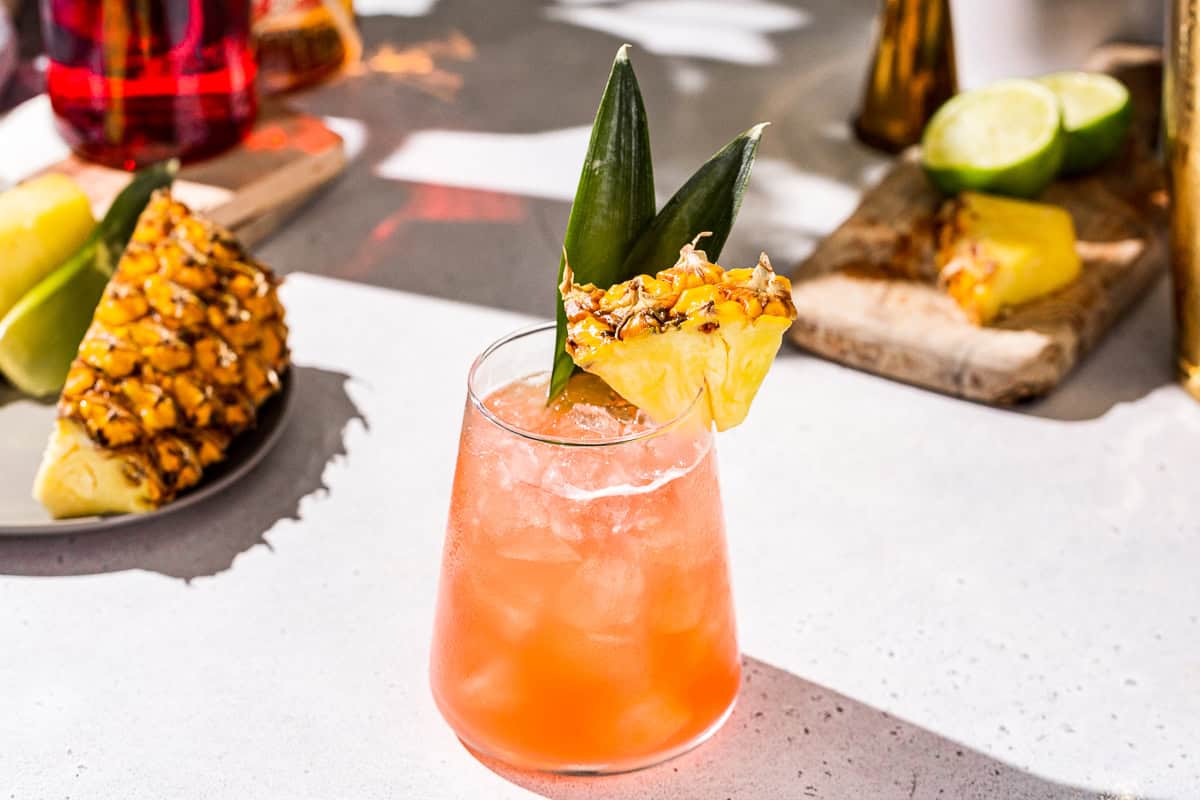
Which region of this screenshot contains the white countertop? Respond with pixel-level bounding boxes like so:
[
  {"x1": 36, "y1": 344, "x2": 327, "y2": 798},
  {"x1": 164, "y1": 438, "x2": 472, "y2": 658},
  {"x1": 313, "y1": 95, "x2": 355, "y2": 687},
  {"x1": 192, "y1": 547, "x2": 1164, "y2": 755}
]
[
  {"x1": 2, "y1": 272, "x2": 1196, "y2": 799},
  {"x1": 1, "y1": 0, "x2": 1195, "y2": 795}
]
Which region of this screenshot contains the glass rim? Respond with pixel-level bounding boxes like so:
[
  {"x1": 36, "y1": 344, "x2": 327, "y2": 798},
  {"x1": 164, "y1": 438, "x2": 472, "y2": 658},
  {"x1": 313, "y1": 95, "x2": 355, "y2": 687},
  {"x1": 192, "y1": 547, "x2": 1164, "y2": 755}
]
[{"x1": 466, "y1": 321, "x2": 705, "y2": 448}]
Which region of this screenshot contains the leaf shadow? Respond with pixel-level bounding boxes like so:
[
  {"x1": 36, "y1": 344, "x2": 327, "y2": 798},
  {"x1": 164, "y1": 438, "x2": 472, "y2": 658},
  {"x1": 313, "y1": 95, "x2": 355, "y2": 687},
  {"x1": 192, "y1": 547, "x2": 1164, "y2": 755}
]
[
  {"x1": 0, "y1": 365, "x2": 364, "y2": 580},
  {"x1": 480, "y1": 656, "x2": 1143, "y2": 800}
]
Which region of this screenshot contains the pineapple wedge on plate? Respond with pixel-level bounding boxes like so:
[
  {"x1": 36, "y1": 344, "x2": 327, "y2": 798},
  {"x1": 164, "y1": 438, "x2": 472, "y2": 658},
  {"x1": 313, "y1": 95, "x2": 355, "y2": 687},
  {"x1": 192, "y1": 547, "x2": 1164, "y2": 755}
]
[
  {"x1": 33, "y1": 191, "x2": 289, "y2": 519},
  {"x1": 560, "y1": 239, "x2": 796, "y2": 431}
]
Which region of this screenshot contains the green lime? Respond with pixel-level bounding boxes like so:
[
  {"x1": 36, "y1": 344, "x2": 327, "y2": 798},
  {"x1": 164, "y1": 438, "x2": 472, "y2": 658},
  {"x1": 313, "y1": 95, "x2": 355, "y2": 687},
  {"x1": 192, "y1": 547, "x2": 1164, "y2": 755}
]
[
  {"x1": 1036, "y1": 71, "x2": 1131, "y2": 175},
  {"x1": 921, "y1": 79, "x2": 1065, "y2": 199},
  {"x1": 0, "y1": 245, "x2": 111, "y2": 396}
]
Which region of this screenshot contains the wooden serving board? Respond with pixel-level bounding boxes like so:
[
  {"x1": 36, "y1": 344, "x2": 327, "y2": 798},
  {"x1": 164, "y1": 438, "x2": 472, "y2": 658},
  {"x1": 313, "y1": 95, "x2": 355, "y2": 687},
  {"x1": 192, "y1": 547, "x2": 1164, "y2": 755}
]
[
  {"x1": 40, "y1": 102, "x2": 345, "y2": 248},
  {"x1": 788, "y1": 46, "x2": 1167, "y2": 404}
]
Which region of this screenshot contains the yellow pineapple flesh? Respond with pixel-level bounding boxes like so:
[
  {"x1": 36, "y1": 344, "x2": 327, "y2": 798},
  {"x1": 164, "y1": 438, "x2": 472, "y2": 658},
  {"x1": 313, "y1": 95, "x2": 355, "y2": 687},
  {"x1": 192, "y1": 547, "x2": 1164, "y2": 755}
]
[
  {"x1": 560, "y1": 241, "x2": 796, "y2": 431},
  {"x1": 33, "y1": 191, "x2": 289, "y2": 518},
  {"x1": 936, "y1": 191, "x2": 1081, "y2": 325}
]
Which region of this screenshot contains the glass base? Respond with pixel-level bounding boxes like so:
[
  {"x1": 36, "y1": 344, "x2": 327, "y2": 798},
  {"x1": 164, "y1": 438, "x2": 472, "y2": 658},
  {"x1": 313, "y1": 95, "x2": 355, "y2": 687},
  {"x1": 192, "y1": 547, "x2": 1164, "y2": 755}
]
[{"x1": 456, "y1": 695, "x2": 738, "y2": 776}]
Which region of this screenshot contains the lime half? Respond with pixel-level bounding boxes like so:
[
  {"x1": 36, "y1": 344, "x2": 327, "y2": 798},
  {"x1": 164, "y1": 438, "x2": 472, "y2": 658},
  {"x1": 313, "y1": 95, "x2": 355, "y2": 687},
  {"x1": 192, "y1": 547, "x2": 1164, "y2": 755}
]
[
  {"x1": 0, "y1": 246, "x2": 110, "y2": 396},
  {"x1": 1036, "y1": 71, "x2": 1131, "y2": 175},
  {"x1": 921, "y1": 79, "x2": 1064, "y2": 199}
]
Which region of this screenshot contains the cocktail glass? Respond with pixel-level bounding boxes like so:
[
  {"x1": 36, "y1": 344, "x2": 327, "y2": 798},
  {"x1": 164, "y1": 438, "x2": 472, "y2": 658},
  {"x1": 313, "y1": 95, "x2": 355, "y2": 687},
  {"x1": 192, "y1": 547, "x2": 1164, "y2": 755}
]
[{"x1": 430, "y1": 322, "x2": 740, "y2": 774}]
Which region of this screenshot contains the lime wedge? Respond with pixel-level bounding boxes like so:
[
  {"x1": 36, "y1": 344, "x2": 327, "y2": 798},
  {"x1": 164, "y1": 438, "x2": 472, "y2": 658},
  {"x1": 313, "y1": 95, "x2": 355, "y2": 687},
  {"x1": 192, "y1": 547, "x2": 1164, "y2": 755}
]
[
  {"x1": 0, "y1": 247, "x2": 111, "y2": 396},
  {"x1": 1036, "y1": 71, "x2": 1131, "y2": 175},
  {"x1": 921, "y1": 79, "x2": 1065, "y2": 199}
]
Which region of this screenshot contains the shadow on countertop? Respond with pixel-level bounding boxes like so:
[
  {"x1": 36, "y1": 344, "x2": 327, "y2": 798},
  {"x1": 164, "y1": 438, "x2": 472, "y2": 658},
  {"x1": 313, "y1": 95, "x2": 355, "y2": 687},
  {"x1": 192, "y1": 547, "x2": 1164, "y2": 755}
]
[
  {"x1": 254, "y1": 0, "x2": 883, "y2": 316},
  {"x1": 0, "y1": 384, "x2": 52, "y2": 409},
  {"x1": 1018, "y1": 275, "x2": 1177, "y2": 422},
  {"x1": 0, "y1": 365, "x2": 363, "y2": 581},
  {"x1": 484, "y1": 657, "x2": 1139, "y2": 800}
]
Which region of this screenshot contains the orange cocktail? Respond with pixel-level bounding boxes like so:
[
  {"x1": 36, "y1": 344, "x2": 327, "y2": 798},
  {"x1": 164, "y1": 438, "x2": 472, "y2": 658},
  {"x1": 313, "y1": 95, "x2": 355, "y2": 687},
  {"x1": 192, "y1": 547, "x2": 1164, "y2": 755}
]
[{"x1": 430, "y1": 324, "x2": 740, "y2": 773}]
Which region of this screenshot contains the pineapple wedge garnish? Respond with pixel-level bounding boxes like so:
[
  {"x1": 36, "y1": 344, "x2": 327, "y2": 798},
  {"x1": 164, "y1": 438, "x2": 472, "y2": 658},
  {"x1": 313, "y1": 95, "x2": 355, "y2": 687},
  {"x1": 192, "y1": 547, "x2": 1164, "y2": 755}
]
[
  {"x1": 33, "y1": 191, "x2": 289, "y2": 518},
  {"x1": 560, "y1": 240, "x2": 796, "y2": 431},
  {"x1": 936, "y1": 191, "x2": 1081, "y2": 325}
]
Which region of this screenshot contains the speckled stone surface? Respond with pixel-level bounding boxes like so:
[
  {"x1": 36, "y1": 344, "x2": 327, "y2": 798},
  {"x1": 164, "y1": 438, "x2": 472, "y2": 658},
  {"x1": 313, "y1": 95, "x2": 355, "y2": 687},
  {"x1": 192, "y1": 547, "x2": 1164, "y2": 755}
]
[
  {"x1": 0, "y1": 1, "x2": 1195, "y2": 797},
  {"x1": 1, "y1": 274, "x2": 1196, "y2": 798}
]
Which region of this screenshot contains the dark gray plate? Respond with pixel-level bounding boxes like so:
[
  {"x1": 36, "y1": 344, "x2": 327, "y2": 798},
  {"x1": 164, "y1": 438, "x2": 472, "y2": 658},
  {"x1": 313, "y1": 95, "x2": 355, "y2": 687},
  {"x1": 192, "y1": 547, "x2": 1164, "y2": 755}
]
[{"x1": 0, "y1": 373, "x2": 293, "y2": 536}]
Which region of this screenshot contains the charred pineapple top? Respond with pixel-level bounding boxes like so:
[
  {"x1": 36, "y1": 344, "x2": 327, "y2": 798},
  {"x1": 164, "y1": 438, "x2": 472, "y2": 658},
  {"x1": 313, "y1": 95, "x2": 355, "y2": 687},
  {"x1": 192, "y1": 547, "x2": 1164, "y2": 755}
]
[
  {"x1": 57, "y1": 190, "x2": 289, "y2": 506},
  {"x1": 560, "y1": 240, "x2": 796, "y2": 356},
  {"x1": 559, "y1": 240, "x2": 796, "y2": 431}
]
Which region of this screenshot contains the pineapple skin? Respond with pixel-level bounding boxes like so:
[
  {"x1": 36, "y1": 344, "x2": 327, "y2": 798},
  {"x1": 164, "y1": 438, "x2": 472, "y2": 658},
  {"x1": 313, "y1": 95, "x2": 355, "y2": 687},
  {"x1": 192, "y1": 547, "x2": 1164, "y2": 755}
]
[
  {"x1": 560, "y1": 243, "x2": 796, "y2": 431},
  {"x1": 936, "y1": 191, "x2": 1081, "y2": 325},
  {"x1": 34, "y1": 191, "x2": 289, "y2": 519}
]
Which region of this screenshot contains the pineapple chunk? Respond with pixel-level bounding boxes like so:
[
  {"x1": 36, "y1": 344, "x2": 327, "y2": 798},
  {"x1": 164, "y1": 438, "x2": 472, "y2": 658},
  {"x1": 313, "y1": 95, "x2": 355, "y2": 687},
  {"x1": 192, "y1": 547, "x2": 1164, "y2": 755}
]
[
  {"x1": 33, "y1": 191, "x2": 289, "y2": 519},
  {"x1": 936, "y1": 191, "x2": 1081, "y2": 325},
  {"x1": 0, "y1": 173, "x2": 95, "y2": 319},
  {"x1": 560, "y1": 242, "x2": 796, "y2": 431}
]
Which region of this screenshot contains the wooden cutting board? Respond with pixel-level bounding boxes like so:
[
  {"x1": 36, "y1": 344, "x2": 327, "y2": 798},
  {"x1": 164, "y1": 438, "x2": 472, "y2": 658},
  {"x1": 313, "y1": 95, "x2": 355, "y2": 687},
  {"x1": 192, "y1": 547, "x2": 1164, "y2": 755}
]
[
  {"x1": 788, "y1": 46, "x2": 1166, "y2": 404},
  {"x1": 39, "y1": 102, "x2": 345, "y2": 248}
]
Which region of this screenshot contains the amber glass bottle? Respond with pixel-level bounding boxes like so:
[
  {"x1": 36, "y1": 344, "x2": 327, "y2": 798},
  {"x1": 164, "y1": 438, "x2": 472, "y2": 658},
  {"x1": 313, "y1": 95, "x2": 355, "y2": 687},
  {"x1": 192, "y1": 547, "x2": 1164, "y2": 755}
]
[
  {"x1": 1166, "y1": 0, "x2": 1200, "y2": 401},
  {"x1": 254, "y1": 0, "x2": 359, "y2": 93},
  {"x1": 853, "y1": 0, "x2": 957, "y2": 153}
]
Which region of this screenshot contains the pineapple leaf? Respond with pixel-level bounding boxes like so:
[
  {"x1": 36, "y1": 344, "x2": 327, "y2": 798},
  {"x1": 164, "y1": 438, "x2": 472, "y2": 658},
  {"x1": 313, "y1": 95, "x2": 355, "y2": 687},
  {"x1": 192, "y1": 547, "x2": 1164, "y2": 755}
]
[
  {"x1": 550, "y1": 45, "x2": 655, "y2": 401},
  {"x1": 620, "y1": 123, "x2": 767, "y2": 278}
]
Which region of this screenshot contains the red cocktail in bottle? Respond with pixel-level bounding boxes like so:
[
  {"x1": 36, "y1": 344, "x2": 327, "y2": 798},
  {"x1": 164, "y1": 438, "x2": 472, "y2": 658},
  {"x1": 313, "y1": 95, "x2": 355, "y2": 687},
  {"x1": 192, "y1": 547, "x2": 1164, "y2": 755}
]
[{"x1": 41, "y1": 0, "x2": 258, "y2": 169}]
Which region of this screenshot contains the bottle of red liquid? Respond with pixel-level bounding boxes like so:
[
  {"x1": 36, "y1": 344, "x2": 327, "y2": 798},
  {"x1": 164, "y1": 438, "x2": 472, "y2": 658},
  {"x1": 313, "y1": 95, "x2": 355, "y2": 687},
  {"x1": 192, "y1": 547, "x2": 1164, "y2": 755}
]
[{"x1": 41, "y1": 0, "x2": 258, "y2": 170}]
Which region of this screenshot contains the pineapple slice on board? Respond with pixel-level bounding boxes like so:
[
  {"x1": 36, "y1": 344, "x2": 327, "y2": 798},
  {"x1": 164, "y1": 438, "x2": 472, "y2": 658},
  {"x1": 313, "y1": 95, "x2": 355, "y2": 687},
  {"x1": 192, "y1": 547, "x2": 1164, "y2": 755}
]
[
  {"x1": 936, "y1": 191, "x2": 1081, "y2": 325},
  {"x1": 33, "y1": 191, "x2": 289, "y2": 519},
  {"x1": 560, "y1": 239, "x2": 796, "y2": 431}
]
